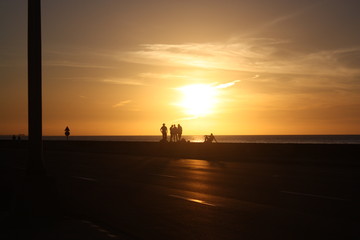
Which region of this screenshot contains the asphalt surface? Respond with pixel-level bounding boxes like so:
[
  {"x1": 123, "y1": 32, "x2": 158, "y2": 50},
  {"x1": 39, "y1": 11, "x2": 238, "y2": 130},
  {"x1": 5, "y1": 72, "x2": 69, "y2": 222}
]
[{"x1": 38, "y1": 149, "x2": 360, "y2": 240}]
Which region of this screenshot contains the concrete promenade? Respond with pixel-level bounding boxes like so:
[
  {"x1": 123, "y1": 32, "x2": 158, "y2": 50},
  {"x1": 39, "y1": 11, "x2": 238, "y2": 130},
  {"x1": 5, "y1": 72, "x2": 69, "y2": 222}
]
[{"x1": 1, "y1": 141, "x2": 359, "y2": 239}]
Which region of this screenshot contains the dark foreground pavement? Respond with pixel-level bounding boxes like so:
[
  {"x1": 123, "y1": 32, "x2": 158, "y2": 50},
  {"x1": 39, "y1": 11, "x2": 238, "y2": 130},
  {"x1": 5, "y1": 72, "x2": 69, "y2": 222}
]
[
  {"x1": 1, "y1": 147, "x2": 130, "y2": 240},
  {"x1": 0, "y1": 214, "x2": 126, "y2": 240},
  {"x1": 1, "y1": 142, "x2": 360, "y2": 239}
]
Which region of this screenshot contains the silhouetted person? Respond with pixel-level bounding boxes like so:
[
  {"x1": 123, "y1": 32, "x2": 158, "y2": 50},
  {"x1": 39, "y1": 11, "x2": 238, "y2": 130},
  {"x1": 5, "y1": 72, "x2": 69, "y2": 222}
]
[
  {"x1": 204, "y1": 133, "x2": 217, "y2": 143},
  {"x1": 170, "y1": 125, "x2": 174, "y2": 142},
  {"x1": 177, "y1": 124, "x2": 183, "y2": 141},
  {"x1": 65, "y1": 126, "x2": 70, "y2": 140},
  {"x1": 160, "y1": 123, "x2": 168, "y2": 142},
  {"x1": 12, "y1": 135, "x2": 16, "y2": 141},
  {"x1": 173, "y1": 124, "x2": 179, "y2": 142}
]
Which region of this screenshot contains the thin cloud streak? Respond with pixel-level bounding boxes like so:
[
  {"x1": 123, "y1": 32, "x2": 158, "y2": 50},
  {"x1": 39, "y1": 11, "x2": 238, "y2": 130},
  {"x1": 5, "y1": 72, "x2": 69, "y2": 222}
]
[
  {"x1": 139, "y1": 73, "x2": 190, "y2": 80},
  {"x1": 120, "y1": 39, "x2": 360, "y2": 77},
  {"x1": 113, "y1": 100, "x2": 132, "y2": 108},
  {"x1": 265, "y1": 1, "x2": 324, "y2": 28},
  {"x1": 216, "y1": 80, "x2": 241, "y2": 89},
  {"x1": 241, "y1": 1, "x2": 325, "y2": 38},
  {"x1": 103, "y1": 79, "x2": 148, "y2": 86}
]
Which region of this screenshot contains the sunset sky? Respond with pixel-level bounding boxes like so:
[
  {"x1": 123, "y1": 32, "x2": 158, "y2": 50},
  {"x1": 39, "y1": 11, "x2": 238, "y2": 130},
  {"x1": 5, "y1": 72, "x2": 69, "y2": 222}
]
[{"x1": 1, "y1": 0, "x2": 360, "y2": 135}]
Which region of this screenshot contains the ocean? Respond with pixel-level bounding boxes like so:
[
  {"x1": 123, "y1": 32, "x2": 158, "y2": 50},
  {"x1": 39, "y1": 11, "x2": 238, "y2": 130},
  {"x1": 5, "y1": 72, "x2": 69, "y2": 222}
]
[{"x1": 2, "y1": 135, "x2": 360, "y2": 144}]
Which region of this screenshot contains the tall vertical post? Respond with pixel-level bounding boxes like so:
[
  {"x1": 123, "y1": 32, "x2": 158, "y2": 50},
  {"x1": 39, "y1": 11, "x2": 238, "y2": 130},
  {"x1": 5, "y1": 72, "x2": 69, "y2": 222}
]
[{"x1": 28, "y1": 0, "x2": 45, "y2": 176}]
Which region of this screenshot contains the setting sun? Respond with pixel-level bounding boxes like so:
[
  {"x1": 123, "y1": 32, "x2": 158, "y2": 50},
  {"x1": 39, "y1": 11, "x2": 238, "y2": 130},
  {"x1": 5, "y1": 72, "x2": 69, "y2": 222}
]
[{"x1": 177, "y1": 84, "x2": 218, "y2": 117}]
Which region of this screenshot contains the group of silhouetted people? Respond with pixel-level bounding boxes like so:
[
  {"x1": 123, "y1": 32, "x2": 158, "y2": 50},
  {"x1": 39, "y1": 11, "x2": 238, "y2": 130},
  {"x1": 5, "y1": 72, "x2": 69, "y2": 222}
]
[
  {"x1": 160, "y1": 123, "x2": 183, "y2": 142},
  {"x1": 160, "y1": 123, "x2": 217, "y2": 143}
]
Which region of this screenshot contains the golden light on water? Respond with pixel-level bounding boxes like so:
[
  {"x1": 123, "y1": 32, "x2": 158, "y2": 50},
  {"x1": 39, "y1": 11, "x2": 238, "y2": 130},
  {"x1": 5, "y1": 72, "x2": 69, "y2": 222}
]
[{"x1": 177, "y1": 84, "x2": 218, "y2": 118}]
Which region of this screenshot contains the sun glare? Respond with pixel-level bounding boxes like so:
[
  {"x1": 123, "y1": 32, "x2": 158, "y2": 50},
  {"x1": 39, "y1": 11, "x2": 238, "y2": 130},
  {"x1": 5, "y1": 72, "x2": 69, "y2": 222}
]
[{"x1": 177, "y1": 84, "x2": 218, "y2": 117}]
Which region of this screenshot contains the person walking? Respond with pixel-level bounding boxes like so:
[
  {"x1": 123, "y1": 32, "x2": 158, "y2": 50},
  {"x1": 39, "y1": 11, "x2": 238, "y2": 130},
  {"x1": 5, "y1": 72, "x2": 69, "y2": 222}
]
[{"x1": 160, "y1": 123, "x2": 168, "y2": 142}]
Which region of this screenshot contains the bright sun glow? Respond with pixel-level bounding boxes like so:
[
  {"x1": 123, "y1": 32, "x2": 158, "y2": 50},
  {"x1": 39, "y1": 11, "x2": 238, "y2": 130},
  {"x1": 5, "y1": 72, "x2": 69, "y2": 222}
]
[{"x1": 177, "y1": 84, "x2": 218, "y2": 117}]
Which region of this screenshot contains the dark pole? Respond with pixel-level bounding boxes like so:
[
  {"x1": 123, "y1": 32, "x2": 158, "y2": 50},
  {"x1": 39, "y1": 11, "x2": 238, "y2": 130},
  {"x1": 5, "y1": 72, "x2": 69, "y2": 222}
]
[{"x1": 28, "y1": 0, "x2": 45, "y2": 176}]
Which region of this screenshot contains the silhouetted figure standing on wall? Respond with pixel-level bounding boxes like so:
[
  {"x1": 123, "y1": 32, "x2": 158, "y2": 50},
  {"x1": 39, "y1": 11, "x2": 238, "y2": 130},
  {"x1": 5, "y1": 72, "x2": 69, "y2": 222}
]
[
  {"x1": 173, "y1": 125, "x2": 178, "y2": 142},
  {"x1": 170, "y1": 125, "x2": 174, "y2": 142},
  {"x1": 177, "y1": 124, "x2": 183, "y2": 141},
  {"x1": 65, "y1": 126, "x2": 70, "y2": 140},
  {"x1": 160, "y1": 123, "x2": 168, "y2": 142},
  {"x1": 170, "y1": 124, "x2": 178, "y2": 142}
]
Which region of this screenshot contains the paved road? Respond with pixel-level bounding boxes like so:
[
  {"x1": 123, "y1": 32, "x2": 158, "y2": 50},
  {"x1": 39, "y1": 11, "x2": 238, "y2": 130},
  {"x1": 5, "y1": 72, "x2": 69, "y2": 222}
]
[{"x1": 41, "y1": 150, "x2": 359, "y2": 239}]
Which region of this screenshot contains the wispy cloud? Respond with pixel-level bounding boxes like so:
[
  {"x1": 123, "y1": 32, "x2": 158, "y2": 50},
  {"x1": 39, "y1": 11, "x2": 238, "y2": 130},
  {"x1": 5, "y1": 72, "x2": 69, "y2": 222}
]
[
  {"x1": 264, "y1": 1, "x2": 324, "y2": 28},
  {"x1": 119, "y1": 39, "x2": 360, "y2": 78},
  {"x1": 139, "y1": 73, "x2": 190, "y2": 80},
  {"x1": 102, "y1": 78, "x2": 147, "y2": 86},
  {"x1": 216, "y1": 80, "x2": 241, "y2": 89},
  {"x1": 119, "y1": 39, "x2": 285, "y2": 71},
  {"x1": 241, "y1": 1, "x2": 325, "y2": 38},
  {"x1": 113, "y1": 100, "x2": 132, "y2": 108},
  {"x1": 138, "y1": 72, "x2": 209, "y2": 83}
]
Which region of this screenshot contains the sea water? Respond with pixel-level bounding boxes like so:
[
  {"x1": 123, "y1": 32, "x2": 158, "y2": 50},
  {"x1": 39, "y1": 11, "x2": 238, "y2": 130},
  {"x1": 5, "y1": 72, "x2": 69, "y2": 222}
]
[{"x1": 2, "y1": 135, "x2": 360, "y2": 144}]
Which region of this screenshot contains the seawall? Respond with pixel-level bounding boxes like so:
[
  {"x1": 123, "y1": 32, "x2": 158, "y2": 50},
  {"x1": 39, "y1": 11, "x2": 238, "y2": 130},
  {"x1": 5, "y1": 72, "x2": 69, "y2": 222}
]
[{"x1": 1, "y1": 140, "x2": 359, "y2": 166}]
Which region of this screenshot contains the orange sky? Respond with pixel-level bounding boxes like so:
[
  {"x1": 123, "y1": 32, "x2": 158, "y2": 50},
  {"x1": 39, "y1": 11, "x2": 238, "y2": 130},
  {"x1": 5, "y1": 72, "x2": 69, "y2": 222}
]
[{"x1": 1, "y1": 0, "x2": 360, "y2": 135}]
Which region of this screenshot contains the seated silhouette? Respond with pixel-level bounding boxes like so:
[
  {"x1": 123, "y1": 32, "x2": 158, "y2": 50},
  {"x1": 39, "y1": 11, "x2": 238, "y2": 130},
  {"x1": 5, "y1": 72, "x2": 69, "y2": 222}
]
[{"x1": 204, "y1": 133, "x2": 217, "y2": 143}]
